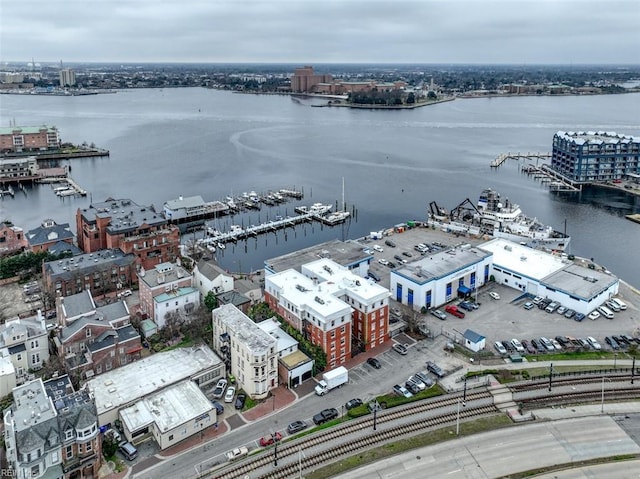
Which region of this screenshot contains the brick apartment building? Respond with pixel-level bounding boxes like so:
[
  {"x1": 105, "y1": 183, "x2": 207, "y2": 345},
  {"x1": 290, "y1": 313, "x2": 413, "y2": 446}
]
[
  {"x1": 42, "y1": 248, "x2": 137, "y2": 299},
  {"x1": 264, "y1": 258, "x2": 390, "y2": 368},
  {"x1": 76, "y1": 198, "x2": 180, "y2": 271},
  {"x1": 0, "y1": 125, "x2": 60, "y2": 154},
  {"x1": 290, "y1": 66, "x2": 333, "y2": 93}
]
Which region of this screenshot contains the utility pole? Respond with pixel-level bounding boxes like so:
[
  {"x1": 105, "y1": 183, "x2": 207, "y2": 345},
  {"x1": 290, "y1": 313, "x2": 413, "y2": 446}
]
[
  {"x1": 632, "y1": 356, "x2": 636, "y2": 385},
  {"x1": 273, "y1": 434, "x2": 278, "y2": 467},
  {"x1": 463, "y1": 376, "x2": 467, "y2": 406},
  {"x1": 548, "y1": 362, "x2": 553, "y2": 392},
  {"x1": 373, "y1": 404, "x2": 378, "y2": 431}
]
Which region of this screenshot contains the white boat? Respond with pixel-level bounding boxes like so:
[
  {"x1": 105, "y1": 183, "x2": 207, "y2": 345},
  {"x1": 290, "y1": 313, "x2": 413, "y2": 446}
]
[
  {"x1": 295, "y1": 203, "x2": 332, "y2": 216},
  {"x1": 54, "y1": 186, "x2": 71, "y2": 193},
  {"x1": 429, "y1": 188, "x2": 571, "y2": 251},
  {"x1": 217, "y1": 242, "x2": 226, "y2": 250}
]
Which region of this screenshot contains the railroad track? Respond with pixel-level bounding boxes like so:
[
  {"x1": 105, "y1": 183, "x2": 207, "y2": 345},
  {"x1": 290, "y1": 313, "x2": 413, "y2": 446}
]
[
  {"x1": 213, "y1": 390, "x2": 493, "y2": 479},
  {"x1": 520, "y1": 387, "x2": 640, "y2": 407},
  {"x1": 510, "y1": 374, "x2": 634, "y2": 392}
]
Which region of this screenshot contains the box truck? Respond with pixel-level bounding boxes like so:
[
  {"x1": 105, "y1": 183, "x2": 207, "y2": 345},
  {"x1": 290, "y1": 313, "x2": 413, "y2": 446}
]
[{"x1": 314, "y1": 366, "x2": 348, "y2": 396}]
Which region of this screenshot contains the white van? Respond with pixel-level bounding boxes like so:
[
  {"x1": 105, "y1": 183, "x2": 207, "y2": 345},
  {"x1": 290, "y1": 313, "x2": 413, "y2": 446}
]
[
  {"x1": 597, "y1": 305, "x2": 614, "y2": 319},
  {"x1": 610, "y1": 298, "x2": 627, "y2": 310}
]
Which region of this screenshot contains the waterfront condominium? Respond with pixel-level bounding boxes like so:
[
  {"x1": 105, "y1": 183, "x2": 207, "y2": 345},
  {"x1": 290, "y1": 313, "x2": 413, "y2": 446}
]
[
  {"x1": 76, "y1": 198, "x2": 180, "y2": 271},
  {"x1": 551, "y1": 131, "x2": 640, "y2": 183}
]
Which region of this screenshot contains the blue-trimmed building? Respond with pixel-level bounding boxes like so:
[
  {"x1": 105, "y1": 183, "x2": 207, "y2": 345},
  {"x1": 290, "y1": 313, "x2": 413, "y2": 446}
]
[
  {"x1": 390, "y1": 244, "x2": 493, "y2": 311},
  {"x1": 551, "y1": 131, "x2": 640, "y2": 183}
]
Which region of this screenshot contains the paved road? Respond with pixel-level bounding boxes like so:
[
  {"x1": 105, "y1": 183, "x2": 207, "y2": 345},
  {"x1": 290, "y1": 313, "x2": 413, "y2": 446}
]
[{"x1": 334, "y1": 416, "x2": 640, "y2": 479}]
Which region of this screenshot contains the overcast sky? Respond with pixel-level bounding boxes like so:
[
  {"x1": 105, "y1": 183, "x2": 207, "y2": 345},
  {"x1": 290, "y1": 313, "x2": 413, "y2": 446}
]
[{"x1": 1, "y1": 0, "x2": 639, "y2": 65}]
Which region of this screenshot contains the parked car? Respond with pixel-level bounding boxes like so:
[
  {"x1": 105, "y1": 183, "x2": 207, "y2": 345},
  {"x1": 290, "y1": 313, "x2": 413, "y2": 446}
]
[
  {"x1": 393, "y1": 254, "x2": 407, "y2": 264},
  {"x1": 212, "y1": 379, "x2": 227, "y2": 399},
  {"x1": 385, "y1": 239, "x2": 396, "y2": 248},
  {"x1": 545, "y1": 302, "x2": 559, "y2": 313},
  {"x1": 556, "y1": 306, "x2": 567, "y2": 315},
  {"x1": 532, "y1": 296, "x2": 544, "y2": 305},
  {"x1": 402, "y1": 251, "x2": 413, "y2": 257},
  {"x1": 367, "y1": 271, "x2": 381, "y2": 282},
  {"x1": 539, "y1": 337, "x2": 555, "y2": 351},
  {"x1": 415, "y1": 371, "x2": 434, "y2": 387},
  {"x1": 501, "y1": 340, "x2": 514, "y2": 352},
  {"x1": 345, "y1": 398, "x2": 363, "y2": 410},
  {"x1": 522, "y1": 340, "x2": 536, "y2": 355},
  {"x1": 510, "y1": 339, "x2": 525, "y2": 353},
  {"x1": 235, "y1": 393, "x2": 246, "y2": 410},
  {"x1": 287, "y1": 420, "x2": 308, "y2": 434},
  {"x1": 606, "y1": 300, "x2": 621, "y2": 312},
  {"x1": 312, "y1": 408, "x2": 339, "y2": 425},
  {"x1": 458, "y1": 301, "x2": 475, "y2": 311},
  {"x1": 378, "y1": 258, "x2": 390, "y2": 266},
  {"x1": 386, "y1": 261, "x2": 397, "y2": 268},
  {"x1": 426, "y1": 361, "x2": 445, "y2": 378},
  {"x1": 588, "y1": 310, "x2": 601, "y2": 320},
  {"x1": 259, "y1": 431, "x2": 282, "y2": 447},
  {"x1": 605, "y1": 336, "x2": 620, "y2": 350},
  {"x1": 405, "y1": 380, "x2": 421, "y2": 394},
  {"x1": 392, "y1": 384, "x2": 413, "y2": 398},
  {"x1": 224, "y1": 386, "x2": 236, "y2": 403},
  {"x1": 226, "y1": 446, "x2": 249, "y2": 461},
  {"x1": 407, "y1": 375, "x2": 426, "y2": 390},
  {"x1": 564, "y1": 309, "x2": 576, "y2": 319},
  {"x1": 117, "y1": 289, "x2": 132, "y2": 298},
  {"x1": 587, "y1": 336, "x2": 602, "y2": 350},
  {"x1": 489, "y1": 291, "x2": 500, "y2": 300},
  {"x1": 445, "y1": 305, "x2": 465, "y2": 318},
  {"x1": 574, "y1": 312, "x2": 586, "y2": 322},
  {"x1": 373, "y1": 245, "x2": 384, "y2": 252},
  {"x1": 551, "y1": 339, "x2": 563, "y2": 350},
  {"x1": 392, "y1": 343, "x2": 409, "y2": 355},
  {"x1": 363, "y1": 248, "x2": 374, "y2": 255},
  {"x1": 118, "y1": 441, "x2": 138, "y2": 461},
  {"x1": 430, "y1": 309, "x2": 447, "y2": 320},
  {"x1": 211, "y1": 400, "x2": 224, "y2": 415},
  {"x1": 366, "y1": 357, "x2": 382, "y2": 369},
  {"x1": 523, "y1": 302, "x2": 534, "y2": 310}
]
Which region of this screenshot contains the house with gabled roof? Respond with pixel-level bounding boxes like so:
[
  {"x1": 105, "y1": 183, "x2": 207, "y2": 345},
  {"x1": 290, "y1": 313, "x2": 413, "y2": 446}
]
[{"x1": 26, "y1": 219, "x2": 75, "y2": 253}]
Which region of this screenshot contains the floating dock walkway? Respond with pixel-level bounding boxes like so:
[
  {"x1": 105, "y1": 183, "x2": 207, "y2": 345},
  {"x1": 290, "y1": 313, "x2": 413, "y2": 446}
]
[{"x1": 490, "y1": 152, "x2": 551, "y2": 168}]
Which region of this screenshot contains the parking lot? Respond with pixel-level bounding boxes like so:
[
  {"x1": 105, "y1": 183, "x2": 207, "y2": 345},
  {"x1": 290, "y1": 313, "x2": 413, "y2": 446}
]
[{"x1": 357, "y1": 225, "x2": 640, "y2": 359}]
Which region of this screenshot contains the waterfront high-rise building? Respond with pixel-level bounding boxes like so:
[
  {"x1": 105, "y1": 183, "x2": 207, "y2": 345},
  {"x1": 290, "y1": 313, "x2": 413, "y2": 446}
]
[
  {"x1": 59, "y1": 68, "x2": 76, "y2": 87},
  {"x1": 551, "y1": 131, "x2": 640, "y2": 182},
  {"x1": 290, "y1": 66, "x2": 333, "y2": 93}
]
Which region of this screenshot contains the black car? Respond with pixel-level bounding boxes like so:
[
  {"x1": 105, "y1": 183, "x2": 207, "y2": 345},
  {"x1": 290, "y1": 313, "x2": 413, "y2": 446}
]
[
  {"x1": 574, "y1": 313, "x2": 586, "y2": 322},
  {"x1": 405, "y1": 381, "x2": 420, "y2": 394},
  {"x1": 234, "y1": 394, "x2": 246, "y2": 410},
  {"x1": 287, "y1": 420, "x2": 308, "y2": 434},
  {"x1": 211, "y1": 400, "x2": 224, "y2": 415},
  {"x1": 345, "y1": 398, "x2": 363, "y2": 410},
  {"x1": 401, "y1": 251, "x2": 412, "y2": 257},
  {"x1": 366, "y1": 357, "x2": 382, "y2": 369},
  {"x1": 502, "y1": 340, "x2": 514, "y2": 352},
  {"x1": 426, "y1": 361, "x2": 445, "y2": 378},
  {"x1": 367, "y1": 271, "x2": 381, "y2": 282},
  {"x1": 313, "y1": 408, "x2": 339, "y2": 425},
  {"x1": 386, "y1": 261, "x2": 397, "y2": 268},
  {"x1": 458, "y1": 301, "x2": 475, "y2": 312},
  {"x1": 385, "y1": 239, "x2": 396, "y2": 248},
  {"x1": 605, "y1": 336, "x2": 620, "y2": 350}
]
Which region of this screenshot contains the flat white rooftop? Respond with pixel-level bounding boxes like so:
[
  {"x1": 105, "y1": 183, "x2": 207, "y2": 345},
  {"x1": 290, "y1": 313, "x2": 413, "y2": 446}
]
[
  {"x1": 85, "y1": 345, "x2": 222, "y2": 417},
  {"x1": 479, "y1": 238, "x2": 565, "y2": 281},
  {"x1": 120, "y1": 380, "x2": 213, "y2": 434}
]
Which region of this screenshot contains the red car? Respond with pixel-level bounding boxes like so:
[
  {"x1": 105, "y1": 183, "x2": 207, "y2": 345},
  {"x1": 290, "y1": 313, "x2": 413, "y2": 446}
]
[
  {"x1": 445, "y1": 305, "x2": 465, "y2": 318},
  {"x1": 259, "y1": 431, "x2": 282, "y2": 447}
]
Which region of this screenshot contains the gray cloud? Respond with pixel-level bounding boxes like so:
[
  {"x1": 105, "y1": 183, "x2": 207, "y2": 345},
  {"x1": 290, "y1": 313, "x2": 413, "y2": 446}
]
[{"x1": 1, "y1": 0, "x2": 638, "y2": 64}]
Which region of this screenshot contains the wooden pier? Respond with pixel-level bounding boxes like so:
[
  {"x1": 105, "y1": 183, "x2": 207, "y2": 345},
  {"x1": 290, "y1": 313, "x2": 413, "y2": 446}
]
[{"x1": 491, "y1": 152, "x2": 551, "y2": 168}]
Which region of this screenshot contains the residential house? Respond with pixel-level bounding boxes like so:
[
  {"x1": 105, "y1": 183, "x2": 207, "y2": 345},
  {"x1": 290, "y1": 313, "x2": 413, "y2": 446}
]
[
  {"x1": 54, "y1": 290, "x2": 142, "y2": 381},
  {"x1": 137, "y1": 262, "x2": 199, "y2": 329},
  {"x1": 211, "y1": 304, "x2": 278, "y2": 399},
  {"x1": 0, "y1": 222, "x2": 28, "y2": 256},
  {"x1": 0, "y1": 315, "x2": 50, "y2": 385},
  {"x1": 3, "y1": 375, "x2": 101, "y2": 479},
  {"x1": 193, "y1": 258, "x2": 234, "y2": 298},
  {"x1": 26, "y1": 219, "x2": 75, "y2": 253}
]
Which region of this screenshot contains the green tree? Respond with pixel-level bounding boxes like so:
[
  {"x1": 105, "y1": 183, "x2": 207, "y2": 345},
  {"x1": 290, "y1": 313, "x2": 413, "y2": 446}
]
[
  {"x1": 204, "y1": 291, "x2": 218, "y2": 311},
  {"x1": 407, "y1": 92, "x2": 416, "y2": 104}
]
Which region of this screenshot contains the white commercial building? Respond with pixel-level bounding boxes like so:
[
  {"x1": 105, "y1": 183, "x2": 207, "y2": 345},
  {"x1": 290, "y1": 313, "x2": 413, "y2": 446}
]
[
  {"x1": 84, "y1": 345, "x2": 223, "y2": 427},
  {"x1": 212, "y1": 304, "x2": 278, "y2": 399},
  {"x1": 391, "y1": 244, "x2": 493, "y2": 310},
  {"x1": 480, "y1": 238, "x2": 619, "y2": 315},
  {"x1": 0, "y1": 315, "x2": 50, "y2": 385},
  {"x1": 119, "y1": 380, "x2": 214, "y2": 449}
]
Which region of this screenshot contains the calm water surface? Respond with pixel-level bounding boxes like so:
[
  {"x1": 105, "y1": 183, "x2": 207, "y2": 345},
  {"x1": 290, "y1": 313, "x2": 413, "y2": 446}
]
[{"x1": 1, "y1": 89, "x2": 639, "y2": 284}]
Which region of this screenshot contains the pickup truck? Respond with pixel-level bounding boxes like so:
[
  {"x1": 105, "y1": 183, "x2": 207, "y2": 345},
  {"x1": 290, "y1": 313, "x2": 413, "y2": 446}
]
[
  {"x1": 226, "y1": 446, "x2": 249, "y2": 461},
  {"x1": 312, "y1": 408, "x2": 339, "y2": 425}
]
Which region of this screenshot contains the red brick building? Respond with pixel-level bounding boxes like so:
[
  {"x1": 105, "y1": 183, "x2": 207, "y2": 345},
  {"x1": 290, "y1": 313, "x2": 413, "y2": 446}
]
[
  {"x1": 76, "y1": 198, "x2": 180, "y2": 271},
  {"x1": 290, "y1": 66, "x2": 333, "y2": 93},
  {"x1": 0, "y1": 125, "x2": 60, "y2": 153},
  {"x1": 26, "y1": 218, "x2": 75, "y2": 253},
  {"x1": 0, "y1": 222, "x2": 28, "y2": 256}
]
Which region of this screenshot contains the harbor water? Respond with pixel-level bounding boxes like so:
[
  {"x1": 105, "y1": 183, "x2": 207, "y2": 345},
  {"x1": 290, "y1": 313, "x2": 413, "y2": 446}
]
[{"x1": 1, "y1": 88, "x2": 639, "y2": 285}]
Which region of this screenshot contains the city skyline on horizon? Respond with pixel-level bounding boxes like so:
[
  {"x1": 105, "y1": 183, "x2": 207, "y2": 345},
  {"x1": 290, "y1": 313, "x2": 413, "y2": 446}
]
[{"x1": 1, "y1": 1, "x2": 638, "y2": 65}]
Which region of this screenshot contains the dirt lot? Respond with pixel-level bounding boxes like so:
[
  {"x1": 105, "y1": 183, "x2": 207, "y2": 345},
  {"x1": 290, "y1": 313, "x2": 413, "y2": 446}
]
[{"x1": 0, "y1": 280, "x2": 44, "y2": 320}]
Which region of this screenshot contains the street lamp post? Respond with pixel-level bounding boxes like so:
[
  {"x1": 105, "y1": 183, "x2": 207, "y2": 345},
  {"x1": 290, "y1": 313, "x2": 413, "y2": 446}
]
[
  {"x1": 373, "y1": 404, "x2": 378, "y2": 431},
  {"x1": 601, "y1": 376, "x2": 612, "y2": 413},
  {"x1": 273, "y1": 435, "x2": 278, "y2": 467},
  {"x1": 548, "y1": 362, "x2": 553, "y2": 392}
]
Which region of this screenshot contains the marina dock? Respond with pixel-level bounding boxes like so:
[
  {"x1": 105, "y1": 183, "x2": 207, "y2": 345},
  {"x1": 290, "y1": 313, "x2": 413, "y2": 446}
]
[
  {"x1": 490, "y1": 152, "x2": 551, "y2": 168},
  {"x1": 197, "y1": 206, "x2": 350, "y2": 251},
  {"x1": 521, "y1": 164, "x2": 581, "y2": 192}
]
